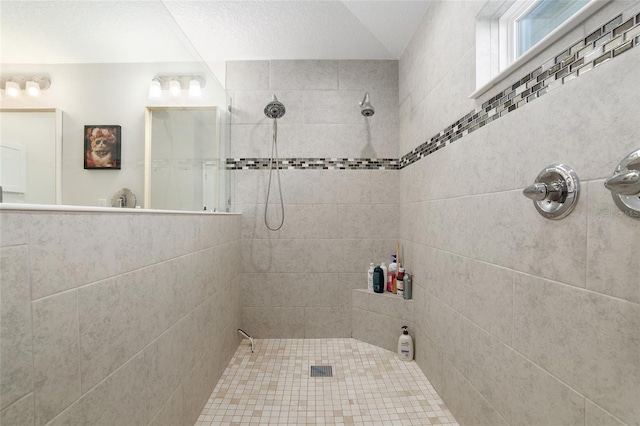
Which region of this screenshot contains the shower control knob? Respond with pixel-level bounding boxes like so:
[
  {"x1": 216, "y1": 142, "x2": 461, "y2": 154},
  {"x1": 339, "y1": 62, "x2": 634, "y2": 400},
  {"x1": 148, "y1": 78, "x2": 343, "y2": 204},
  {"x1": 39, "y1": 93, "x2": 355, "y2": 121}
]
[
  {"x1": 523, "y1": 181, "x2": 564, "y2": 202},
  {"x1": 604, "y1": 170, "x2": 640, "y2": 195},
  {"x1": 523, "y1": 164, "x2": 579, "y2": 220},
  {"x1": 604, "y1": 148, "x2": 640, "y2": 219}
]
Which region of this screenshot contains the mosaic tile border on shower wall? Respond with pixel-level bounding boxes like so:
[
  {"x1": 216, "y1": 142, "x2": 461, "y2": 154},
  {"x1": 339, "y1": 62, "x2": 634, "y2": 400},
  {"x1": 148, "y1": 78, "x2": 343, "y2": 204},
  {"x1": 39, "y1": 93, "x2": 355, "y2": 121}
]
[
  {"x1": 226, "y1": 157, "x2": 401, "y2": 170},
  {"x1": 227, "y1": 7, "x2": 640, "y2": 171},
  {"x1": 400, "y1": 6, "x2": 640, "y2": 169}
]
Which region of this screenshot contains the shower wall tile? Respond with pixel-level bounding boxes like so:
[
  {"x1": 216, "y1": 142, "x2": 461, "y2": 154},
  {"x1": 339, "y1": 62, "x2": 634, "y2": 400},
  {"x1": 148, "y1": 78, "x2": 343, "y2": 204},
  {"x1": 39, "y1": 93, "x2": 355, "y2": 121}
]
[
  {"x1": 304, "y1": 307, "x2": 351, "y2": 338},
  {"x1": 32, "y1": 291, "x2": 80, "y2": 426},
  {"x1": 230, "y1": 123, "x2": 271, "y2": 157},
  {"x1": 78, "y1": 271, "x2": 150, "y2": 392},
  {"x1": 338, "y1": 60, "x2": 399, "y2": 90},
  {"x1": 149, "y1": 386, "x2": 183, "y2": 426},
  {"x1": 513, "y1": 273, "x2": 640, "y2": 425},
  {"x1": 270, "y1": 60, "x2": 338, "y2": 90},
  {"x1": 144, "y1": 322, "x2": 186, "y2": 423},
  {"x1": 281, "y1": 170, "x2": 373, "y2": 204},
  {"x1": 0, "y1": 211, "x2": 27, "y2": 246},
  {"x1": 302, "y1": 89, "x2": 398, "y2": 125},
  {"x1": 238, "y1": 203, "x2": 338, "y2": 240},
  {"x1": 441, "y1": 358, "x2": 508, "y2": 426},
  {"x1": 587, "y1": 180, "x2": 640, "y2": 303},
  {"x1": 0, "y1": 393, "x2": 34, "y2": 426},
  {"x1": 80, "y1": 352, "x2": 147, "y2": 426},
  {"x1": 242, "y1": 307, "x2": 305, "y2": 338},
  {"x1": 183, "y1": 351, "x2": 215, "y2": 426},
  {"x1": 243, "y1": 272, "x2": 361, "y2": 309},
  {"x1": 336, "y1": 204, "x2": 399, "y2": 239},
  {"x1": 414, "y1": 326, "x2": 444, "y2": 394},
  {"x1": 585, "y1": 400, "x2": 626, "y2": 426},
  {"x1": 243, "y1": 238, "x2": 394, "y2": 274},
  {"x1": 424, "y1": 249, "x2": 514, "y2": 345},
  {"x1": 351, "y1": 307, "x2": 414, "y2": 353},
  {"x1": 28, "y1": 212, "x2": 138, "y2": 299},
  {"x1": 0, "y1": 246, "x2": 33, "y2": 411},
  {"x1": 351, "y1": 289, "x2": 414, "y2": 321},
  {"x1": 226, "y1": 61, "x2": 270, "y2": 90},
  {"x1": 465, "y1": 322, "x2": 585, "y2": 426},
  {"x1": 45, "y1": 400, "x2": 83, "y2": 426}
]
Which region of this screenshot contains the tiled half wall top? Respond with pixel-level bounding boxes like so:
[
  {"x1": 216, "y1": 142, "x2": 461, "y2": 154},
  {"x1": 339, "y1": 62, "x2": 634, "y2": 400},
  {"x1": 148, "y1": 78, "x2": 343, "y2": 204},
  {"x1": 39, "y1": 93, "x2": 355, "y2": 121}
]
[{"x1": 227, "y1": 7, "x2": 640, "y2": 171}]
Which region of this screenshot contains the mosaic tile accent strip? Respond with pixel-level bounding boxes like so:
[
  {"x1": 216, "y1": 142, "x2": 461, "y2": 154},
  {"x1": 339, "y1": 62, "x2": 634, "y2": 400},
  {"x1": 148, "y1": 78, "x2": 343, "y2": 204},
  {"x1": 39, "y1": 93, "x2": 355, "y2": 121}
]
[
  {"x1": 227, "y1": 7, "x2": 640, "y2": 172},
  {"x1": 197, "y1": 338, "x2": 458, "y2": 426},
  {"x1": 226, "y1": 157, "x2": 400, "y2": 170},
  {"x1": 400, "y1": 6, "x2": 640, "y2": 169}
]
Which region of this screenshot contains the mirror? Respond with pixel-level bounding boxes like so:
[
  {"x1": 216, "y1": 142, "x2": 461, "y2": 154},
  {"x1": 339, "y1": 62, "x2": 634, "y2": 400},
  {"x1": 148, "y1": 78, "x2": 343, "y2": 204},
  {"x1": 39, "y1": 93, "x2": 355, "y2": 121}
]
[
  {"x1": 145, "y1": 107, "x2": 229, "y2": 212},
  {"x1": 0, "y1": 1, "x2": 231, "y2": 211},
  {"x1": 0, "y1": 109, "x2": 62, "y2": 204}
]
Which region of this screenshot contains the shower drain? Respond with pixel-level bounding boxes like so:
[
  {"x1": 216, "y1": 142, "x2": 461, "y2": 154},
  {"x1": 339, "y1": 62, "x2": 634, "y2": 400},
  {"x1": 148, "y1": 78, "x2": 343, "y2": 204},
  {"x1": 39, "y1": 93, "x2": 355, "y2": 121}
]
[{"x1": 310, "y1": 365, "x2": 333, "y2": 377}]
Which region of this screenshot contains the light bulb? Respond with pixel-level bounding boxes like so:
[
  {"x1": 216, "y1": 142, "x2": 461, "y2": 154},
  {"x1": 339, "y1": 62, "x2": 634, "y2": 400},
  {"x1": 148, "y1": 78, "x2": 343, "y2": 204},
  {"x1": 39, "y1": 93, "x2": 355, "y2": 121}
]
[
  {"x1": 169, "y1": 79, "x2": 181, "y2": 98},
  {"x1": 148, "y1": 78, "x2": 162, "y2": 100},
  {"x1": 5, "y1": 81, "x2": 21, "y2": 98},
  {"x1": 26, "y1": 81, "x2": 41, "y2": 97},
  {"x1": 188, "y1": 79, "x2": 202, "y2": 99}
]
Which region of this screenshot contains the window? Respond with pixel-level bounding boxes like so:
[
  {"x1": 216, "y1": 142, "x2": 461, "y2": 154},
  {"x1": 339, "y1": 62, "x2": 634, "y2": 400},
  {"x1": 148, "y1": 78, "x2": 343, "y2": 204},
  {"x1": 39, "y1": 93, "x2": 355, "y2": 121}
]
[{"x1": 473, "y1": 0, "x2": 609, "y2": 98}]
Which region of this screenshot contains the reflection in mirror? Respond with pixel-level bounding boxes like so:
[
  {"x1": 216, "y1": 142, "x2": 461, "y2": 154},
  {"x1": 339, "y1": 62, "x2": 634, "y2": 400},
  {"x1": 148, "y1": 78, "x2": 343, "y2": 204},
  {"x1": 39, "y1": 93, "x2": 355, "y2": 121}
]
[
  {"x1": 0, "y1": 109, "x2": 62, "y2": 204},
  {"x1": 0, "y1": 1, "x2": 231, "y2": 211},
  {"x1": 145, "y1": 107, "x2": 229, "y2": 212}
]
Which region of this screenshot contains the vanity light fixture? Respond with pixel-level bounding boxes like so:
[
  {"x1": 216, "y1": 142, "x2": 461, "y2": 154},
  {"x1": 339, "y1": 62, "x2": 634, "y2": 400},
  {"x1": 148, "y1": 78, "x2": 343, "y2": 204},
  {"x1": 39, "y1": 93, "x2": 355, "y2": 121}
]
[
  {"x1": 188, "y1": 78, "x2": 202, "y2": 99},
  {"x1": 1, "y1": 76, "x2": 50, "y2": 98},
  {"x1": 4, "y1": 81, "x2": 21, "y2": 98},
  {"x1": 149, "y1": 75, "x2": 206, "y2": 101},
  {"x1": 169, "y1": 79, "x2": 181, "y2": 98},
  {"x1": 148, "y1": 77, "x2": 162, "y2": 100}
]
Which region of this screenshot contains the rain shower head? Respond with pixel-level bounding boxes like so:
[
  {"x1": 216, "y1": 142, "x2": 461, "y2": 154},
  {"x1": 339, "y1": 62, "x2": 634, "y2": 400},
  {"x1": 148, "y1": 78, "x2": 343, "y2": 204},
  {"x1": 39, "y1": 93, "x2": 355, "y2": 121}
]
[
  {"x1": 359, "y1": 92, "x2": 375, "y2": 117},
  {"x1": 264, "y1": 94, "x2": 286, "y2": 119}
]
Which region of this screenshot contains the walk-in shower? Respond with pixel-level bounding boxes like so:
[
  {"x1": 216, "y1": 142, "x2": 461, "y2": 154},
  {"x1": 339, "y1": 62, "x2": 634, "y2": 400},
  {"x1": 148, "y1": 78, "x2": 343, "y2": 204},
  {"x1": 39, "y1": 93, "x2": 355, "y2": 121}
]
[{"x1": 264, "y1": 94, "x2": 286, "y2": 231}]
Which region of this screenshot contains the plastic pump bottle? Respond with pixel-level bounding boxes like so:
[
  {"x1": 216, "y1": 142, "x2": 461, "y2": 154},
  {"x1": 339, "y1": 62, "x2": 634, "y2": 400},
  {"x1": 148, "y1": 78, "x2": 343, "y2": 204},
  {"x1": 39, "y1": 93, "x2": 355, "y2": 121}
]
[
  {"x1": 367, "y1": 263, "x2": 375, "y2": 292},
  {"x1": 388, "y1": 255, "x2": 397, "y2": 293},
  {"x1": 373, "y1": 265, "x2": 384, "y2": 293},
  {"x1": 398, "y1": 326, "x2": 414, "y2": 361}
]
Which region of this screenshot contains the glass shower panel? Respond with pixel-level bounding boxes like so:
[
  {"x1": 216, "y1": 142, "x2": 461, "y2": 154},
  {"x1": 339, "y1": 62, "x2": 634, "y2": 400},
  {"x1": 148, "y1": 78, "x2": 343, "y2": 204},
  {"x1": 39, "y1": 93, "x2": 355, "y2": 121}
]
[{"x1": 146, "y1": 107, "x2": 226, "y2": 211}]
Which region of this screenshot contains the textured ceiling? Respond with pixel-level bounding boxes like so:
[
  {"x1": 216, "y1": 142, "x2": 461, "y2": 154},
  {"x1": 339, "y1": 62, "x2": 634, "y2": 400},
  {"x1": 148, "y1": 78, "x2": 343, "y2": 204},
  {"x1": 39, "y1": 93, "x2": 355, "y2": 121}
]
[{"x1": 0, "y1": 0, "x2": 430, "y2": 64}]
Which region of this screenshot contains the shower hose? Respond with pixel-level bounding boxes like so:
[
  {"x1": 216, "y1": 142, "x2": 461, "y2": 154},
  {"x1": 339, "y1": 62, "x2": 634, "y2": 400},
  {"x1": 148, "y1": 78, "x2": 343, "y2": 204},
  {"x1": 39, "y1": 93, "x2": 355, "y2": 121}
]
[{"x1": 265, "y1": 119, "x2": 285, "y2": 231}]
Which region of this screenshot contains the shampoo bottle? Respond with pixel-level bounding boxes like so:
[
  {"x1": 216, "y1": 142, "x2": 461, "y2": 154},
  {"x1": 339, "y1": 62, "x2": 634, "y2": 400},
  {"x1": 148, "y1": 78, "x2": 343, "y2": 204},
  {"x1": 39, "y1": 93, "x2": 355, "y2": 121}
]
[
  {"x1": 398, "y1": 326, "x2": 414, "y2": 361},
  {"x1": 367, "y1": 263, "x2": 375, "y2": 292},
  {"x1": 373, "y1": 265, "x2": 384, "y2": 293},
  {"x1": 388, "y1": 255, "x2": 397, "y2": 293}
]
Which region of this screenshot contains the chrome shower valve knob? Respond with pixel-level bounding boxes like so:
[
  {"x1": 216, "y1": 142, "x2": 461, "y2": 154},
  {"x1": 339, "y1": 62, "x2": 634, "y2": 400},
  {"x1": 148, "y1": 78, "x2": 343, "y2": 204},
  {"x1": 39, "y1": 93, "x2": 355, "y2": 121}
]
[
  {"x1": 604, "y1": 148, "x2": 640, "y2": 219},
  {"x1": 523, "y1": 164, "x2": 579, "y2": 220}
]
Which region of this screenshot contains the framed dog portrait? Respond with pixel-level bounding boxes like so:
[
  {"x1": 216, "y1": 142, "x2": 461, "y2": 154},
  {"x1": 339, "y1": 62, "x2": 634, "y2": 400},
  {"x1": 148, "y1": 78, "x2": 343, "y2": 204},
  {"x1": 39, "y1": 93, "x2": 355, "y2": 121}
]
[{"x1": 84, "y1": 125, "x2": 121, "y2": 169}]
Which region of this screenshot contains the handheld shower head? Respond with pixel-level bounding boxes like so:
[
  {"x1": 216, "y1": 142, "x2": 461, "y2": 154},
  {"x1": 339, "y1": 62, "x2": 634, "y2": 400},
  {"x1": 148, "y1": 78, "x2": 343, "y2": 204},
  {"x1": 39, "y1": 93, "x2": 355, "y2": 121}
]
[
  {"x1": 264, "y1": 94, "x2": 286, "y2": 119},
  {"x1": 359, "y1": 92, "x2": 375, "y2": 117}
]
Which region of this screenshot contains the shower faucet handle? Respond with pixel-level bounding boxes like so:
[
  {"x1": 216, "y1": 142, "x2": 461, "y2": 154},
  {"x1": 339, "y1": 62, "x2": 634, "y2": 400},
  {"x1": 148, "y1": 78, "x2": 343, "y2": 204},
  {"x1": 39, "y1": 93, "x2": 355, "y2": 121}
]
[
  {"x1": 523, "y1": 164, "x2": 579, "y2": 220},
  {"x1": 604, "y1": 170, "x2": 640, "y2": 195},
  {"x1": 523, "y1": 181, "x2": 564, "y2": 202}
]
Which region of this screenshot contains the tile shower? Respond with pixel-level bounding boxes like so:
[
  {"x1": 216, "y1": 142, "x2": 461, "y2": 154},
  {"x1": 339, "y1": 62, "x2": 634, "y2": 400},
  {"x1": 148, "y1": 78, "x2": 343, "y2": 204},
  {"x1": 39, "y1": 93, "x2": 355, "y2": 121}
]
[{"x1": 1, "y1": 1, "x2": 640, "y2": 426}]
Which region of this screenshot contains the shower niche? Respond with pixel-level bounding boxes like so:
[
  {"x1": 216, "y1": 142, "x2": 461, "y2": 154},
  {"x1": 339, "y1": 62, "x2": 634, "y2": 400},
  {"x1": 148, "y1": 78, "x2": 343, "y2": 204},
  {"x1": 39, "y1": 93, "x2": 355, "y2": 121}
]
[{"x1": 144, "y1": 106, "x2": 230, "y2": 212}]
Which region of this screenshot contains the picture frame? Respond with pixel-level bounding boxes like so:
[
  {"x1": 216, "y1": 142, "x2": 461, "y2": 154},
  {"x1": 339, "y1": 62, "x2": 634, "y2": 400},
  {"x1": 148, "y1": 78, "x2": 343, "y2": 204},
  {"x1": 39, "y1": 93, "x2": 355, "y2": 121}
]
[{"x1": 84, "y1": 125, "x2": 121, "y2": 169}]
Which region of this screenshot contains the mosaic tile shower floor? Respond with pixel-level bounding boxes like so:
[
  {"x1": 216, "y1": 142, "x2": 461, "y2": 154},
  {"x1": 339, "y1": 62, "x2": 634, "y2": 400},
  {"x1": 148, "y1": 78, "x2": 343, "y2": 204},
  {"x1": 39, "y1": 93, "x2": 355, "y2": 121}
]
[{"x1": 197, "y1": 338, "x2": 458, "y2": 425}]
